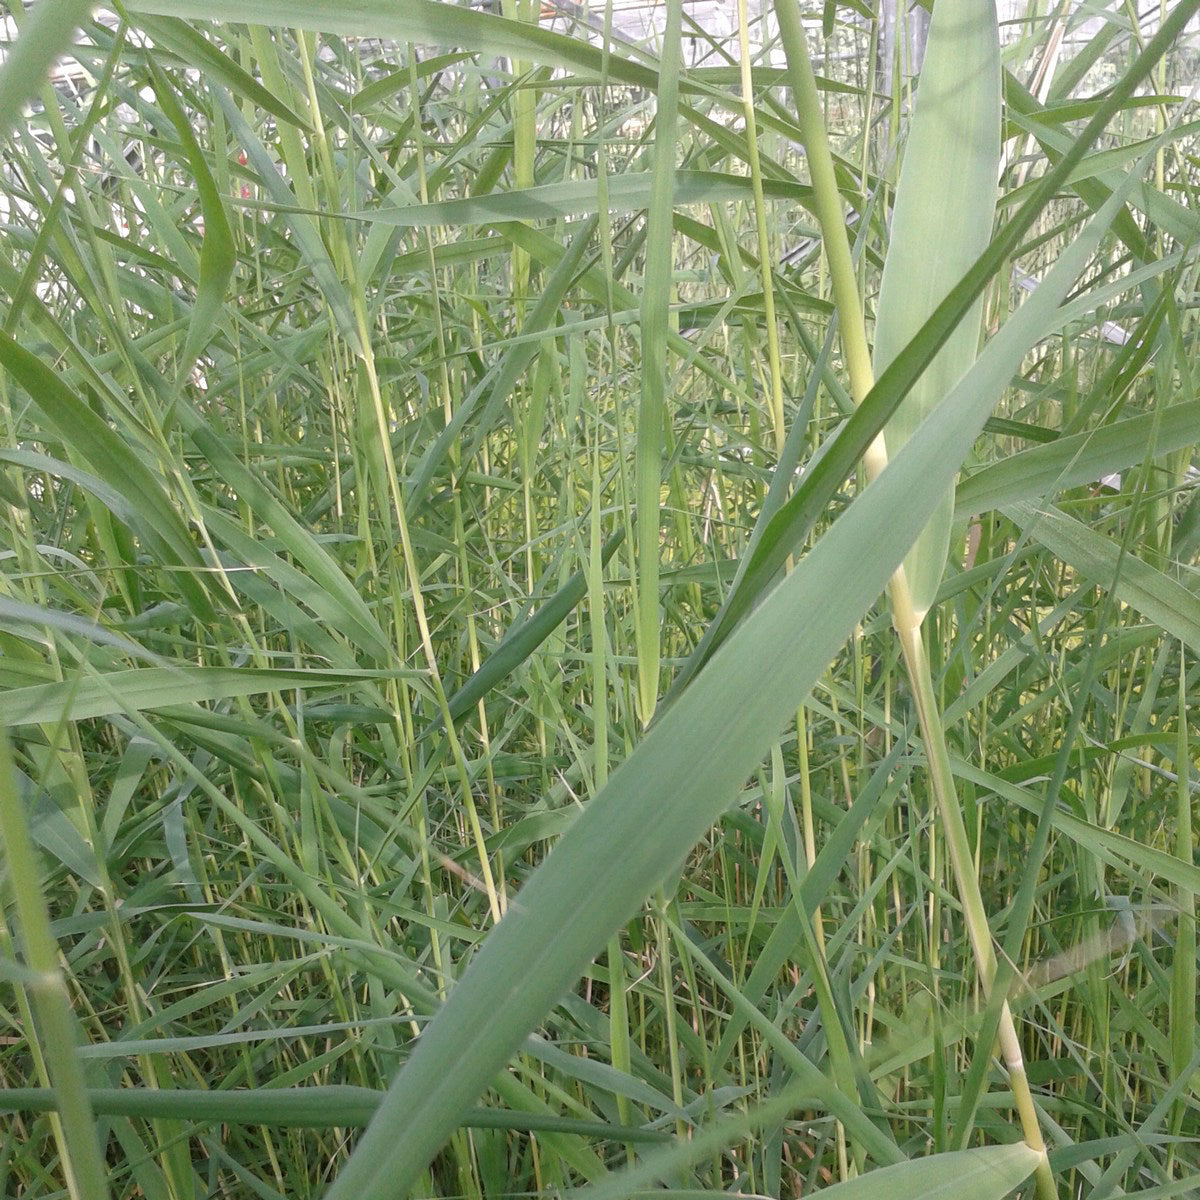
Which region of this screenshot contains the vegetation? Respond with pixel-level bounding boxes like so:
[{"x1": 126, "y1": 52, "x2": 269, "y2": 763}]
[{"x1": 1, "y1": 1, "x2": 1198, "y2": 1197}]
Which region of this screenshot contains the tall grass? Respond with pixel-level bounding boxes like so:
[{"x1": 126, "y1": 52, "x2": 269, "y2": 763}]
[{"x1": 1, "y1": 2, "x2": 1198, "y2": 1198}]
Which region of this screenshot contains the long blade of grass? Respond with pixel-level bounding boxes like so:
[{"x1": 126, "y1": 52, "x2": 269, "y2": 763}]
[
  {"x1": 0, "y1": 1087, "x2": 668, "y2": 1141},
  {"x1": 3, "y1": 666, "x2": 398, "y2": 727},
  {"x1": 144, "y1": 57, "x2": 234, "y2": 380},
  {"x1": 873, "y1": 0, "x2": 1001, "y2": 623},
  {"x1": 435, "y1": 532, "x2": 624, "y2": 733},
  {"x1": 633, "y1": 0, "x2": 683, "y2": 725},
  {"x1": 576, "y1": 1140, "x2": 1040, "y2": 1200},
  {"x1": 957, "y1": 401, "x2": 1200, "y2": 515},
  {"x1": 132, "y1": 14, "x2": 313, "y2": 129},
  {"x1": 1005, "y1": 501, "x2": 1200, "y2": 648},
  {"x1": 126, "y1": 0, "x2": 660, "y2": 85},
  {"x1": 341, "y1": 171, "x2": 813, "y2": 228},
  {"x1": 318, "y1": 177, "x2": 1130, "y2": 1200}
]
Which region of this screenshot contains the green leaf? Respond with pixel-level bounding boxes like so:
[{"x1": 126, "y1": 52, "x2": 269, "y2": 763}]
[
  {"x1": 0, "y1": 1087, "x2": 666, "y2": 1142},
  {"x1": 436, "y1": 532, "x2": 625, "y2": 733},
  {"x1": 346, "y1": 170, "x2": 813, "y2": 229},
  {"x1": 0, "y1": 733, "x2": 110, "y2": 1200},
  {"x1": 0, "y1": 448, "x2": 138, "y2": 525},
  {"x1": 767, "y1": 1144, "x2": 1040, "y2": 1200},
  {"x1": 956, "y1": 401, "x2": 1200, "y2": 515},
  {"x1": 1004, "y1": 501, "x2": 1200, "y2": 649},
  {"x1": 0, "y1": 598, "x2": 161, "y2": 664},
  {"x1": 3, "y1": 667, "x2": 397, "y2": 727},
  {"x1": 133, "y1": 15, "x2": 314, "y2": 130},
  {"x1": 124, "y1": 0, "x2": 664, "y2": 89},
  {"x1": 634, "y1": 0, "x2": 684, "y2": 725},
  {"x1": 873, "y1": 0, "x2": 1002, "y2": 622},
  {"x1": 145, "y1": 58, "x2": 235, "y2": 378},
  {"x1": 0, "y1": 0, "x2": 94, "y2": 141}
]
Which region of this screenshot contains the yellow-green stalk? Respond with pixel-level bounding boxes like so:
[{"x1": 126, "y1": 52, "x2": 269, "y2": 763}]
[{"x1": 773, "y1": 3, "x2": 1056, "y2": 1196}]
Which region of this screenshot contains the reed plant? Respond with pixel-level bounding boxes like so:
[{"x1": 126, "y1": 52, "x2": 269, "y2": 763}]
[{"x1": 1, "y1": 2, "x2": 1198, "y2": 1198}]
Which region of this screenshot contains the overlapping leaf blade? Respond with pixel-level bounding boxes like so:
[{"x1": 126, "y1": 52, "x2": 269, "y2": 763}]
[{"x1": 873, "y1": 0, "x2": 1002, "y2": 621}]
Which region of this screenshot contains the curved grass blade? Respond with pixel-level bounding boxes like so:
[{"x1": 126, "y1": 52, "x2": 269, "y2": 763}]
[
  {"x1": 125, "y1": 0, "x2": 663, "y2": 89},
  {"x1": 346, "y1": 171, "x2": 814, "y2": 229},
  {"x1": 565, "y1": 1077, "x2": 881, "y2": 1200},
  {"x1": 145, "y1": 57, "x2": 234, "y2": 383},
  {"x1": 132, "y1": 14, "x2": 313, "y2": 130},
  {"x1": 0, "y1": 598, "x2": 163, "y2": 664},
  {"x1": 764, "y1": 1144, "x2": 1039, "y2": 1200},
  {"x1": 0, "y1": 448, "x2": 138, "y2": 525},
  {"x1": 575, "y1": 1141, "x2": 1039, "y2": 1200}
]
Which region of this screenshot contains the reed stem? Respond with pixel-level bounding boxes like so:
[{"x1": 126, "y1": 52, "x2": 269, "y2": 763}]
[{"x1": 773, "y1": 5, "x2": 1056, "y2": 1194}]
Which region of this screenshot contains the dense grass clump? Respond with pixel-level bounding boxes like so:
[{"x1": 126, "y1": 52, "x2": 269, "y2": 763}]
[{"x1": 1, "y1": 2, "x2": 1198, "y2": 1198}]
